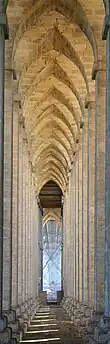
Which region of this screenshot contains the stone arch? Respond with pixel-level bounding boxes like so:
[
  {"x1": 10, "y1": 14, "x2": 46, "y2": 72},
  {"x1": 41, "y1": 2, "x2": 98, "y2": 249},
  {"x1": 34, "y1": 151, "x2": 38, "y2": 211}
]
[
  {"x1": 37, "y1": 157, "x2": 68, "y2": 186},
  {"x1": 23, "y1": 81, "x2": 79, "y2": 133},
  {"x1": 22, "y1": 60, "x2": 85, "y2": 121},
  {"x1": 34, "y1": 151, "x2": 67, "y2": 180},
  {"x1": 12, "y1": 0, "x2": 97, "y2": 62},
  {"x1": 34, "y1": 144, "x2": 69, "y2": 172},
  {"x1": 16, "y1": 26, "x2": 89, "y2": 91},
  {"x1": 43, "y1": 211, "x2": 61, "y2": 225},
  {"x1": 29, "y1": 103, "x2": 76, "y2": 145},
  {"x1": 54, "y1": 62, "x2": 85, "y2": 117},
  {"x1": 37, "y1": 162, "x2": 67, "y2": 189},
  {"x1": 31, "y1": 123, "x2": 73, "y2": 168},
  {"x1": 37, "y1": 173, "x2": 65, "y2": 195}
]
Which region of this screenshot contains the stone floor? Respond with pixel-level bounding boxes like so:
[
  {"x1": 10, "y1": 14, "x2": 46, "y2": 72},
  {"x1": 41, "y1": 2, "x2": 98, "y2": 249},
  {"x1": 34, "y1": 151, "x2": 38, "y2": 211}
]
[{"x1": 19, "y1": 305, "x2": 87, "y2": 344}]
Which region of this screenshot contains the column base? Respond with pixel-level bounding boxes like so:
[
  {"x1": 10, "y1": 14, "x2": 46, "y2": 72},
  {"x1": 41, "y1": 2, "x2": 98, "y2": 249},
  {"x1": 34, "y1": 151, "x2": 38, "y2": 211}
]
[
  {"x1": 87, "y1": 311, "x2": 103, "y2": 335},
  {"x1": 1, "y1": 297, "x2": 41, "y2": 343},
  {"x1": 88, "y1": 315, "x2": 110, "y2": 344},
  {"x1": 17, "y1": 297, "x2": 41, "y2": 337},
  {"x1": 62, "y1": 296, "x2": 92, "y2": 340},
  {"x1": 0, "y1": 328, "x2": 13, "y2": 344},
  {"x1": 0, "y1": 316, "x2": 17, "y2": 344},
  {"x1": 0, "y1": 315, "x2": 7, "y2": 330},
  {"x1": 3, "y1": 310, "x2": 16, "y2": 323},
  {"x1": 3, "y1": 309, "x2": 23, "y2": 342}
]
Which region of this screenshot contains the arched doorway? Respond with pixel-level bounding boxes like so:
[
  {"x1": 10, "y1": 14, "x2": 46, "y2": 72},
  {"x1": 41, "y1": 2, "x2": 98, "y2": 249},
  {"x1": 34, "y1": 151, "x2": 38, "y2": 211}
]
[
  {"x1": 42, "y1": 220, "x2": 62, "y2": 302},
  {"x1": 39, "y1": 180, "x2": 63, "y2": 302}
]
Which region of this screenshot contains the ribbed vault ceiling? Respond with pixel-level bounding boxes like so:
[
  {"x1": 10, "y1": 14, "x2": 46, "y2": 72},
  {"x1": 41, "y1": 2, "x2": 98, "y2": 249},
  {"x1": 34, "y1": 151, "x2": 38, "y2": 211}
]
[{"x1": 7, "y1": 0, "x2": 105, "y2": 197}]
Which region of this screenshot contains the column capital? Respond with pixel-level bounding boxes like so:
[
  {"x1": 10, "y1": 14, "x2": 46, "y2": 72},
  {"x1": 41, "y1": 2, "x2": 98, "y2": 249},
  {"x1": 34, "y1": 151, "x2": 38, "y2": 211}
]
[
  {"x1": 92, "y1": 59, "x2": 106, "y2": 80},
  {"x1": 13, "y1": 99, "x2": 21, "y2": 110},
  {"x1": 76, "y1": 136, "x2": 79, "y2": 144},
  {"x1": 31, "y1": 165, "x2": 36, "y2": 173},
  {"x1": 85, "y1": 93, "x2": 95, "y2": 109},
  {"x1": 80, "y1": 117, "x2": 84, "y2": 129},
  {"x1": 67, "y1": 170, "x2": 71, "y2": 179},
  {"x1": 29, "y1": 159, "x2": 32, "y2": 167},
  {"x1": 19, "y1": 114, "x2": 25, "y2": 128},
  {"x1": 102, "y1": 0, "x2": 110, "y2": 40},
  {"x1": 74, "y1": 148, "x2": 79, "y2": 162},
  {"x1": 28, "y1": 150, "x2": 30, "y2": 159},
  {"x1": 5, "y1": 68, "x2": 16, "y2": 80},
  {"x1": 23, "y1": 136, "x2": 28, "y2": 145},
  {"x1": 0, "y1": 13, "x2": 8, "y2": 39},
  {"x1": 13, "y1": 93, "x2": 21, "y2": 103}
]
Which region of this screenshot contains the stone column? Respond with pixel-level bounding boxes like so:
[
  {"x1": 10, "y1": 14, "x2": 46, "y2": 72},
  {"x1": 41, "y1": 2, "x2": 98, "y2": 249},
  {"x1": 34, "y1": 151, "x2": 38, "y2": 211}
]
[
  {"x1": 72, "y1": 162, "x2": 76, "y2": 300},
  {"x1": 102, "y1": 0, "x2": 110, "y2": 324},
  {"x1": 68, "y1": 176, "x2": 71, "y2": 296},
  {"x1": 3, "y1": 69, "x2": 13, "y2": 312},
  {"x1": 61, "y1": 204, "x2": 63, "y2": 293},
  {"x1": 63, "y1": 193, "x2": 67, "y2": 297},
  {"x1": 86, "y1": 96, "x2": 95, "y2": 308},
  {"x1": 0, "y1": 9, "x2": 8, "y2": 318},
  {"x1": 22, "y1": 137, "x2": 26, "y2": 306},
  {"x1": 18, "y1": 118, "x2": 23, "y2": 307},
  {"x1": 83, "y1": 113, "x2": 88, "y2": 305},
  {"x1": 37, "y1": 199, "x2": 40, "y2": 298},
  {"x1": 70, "y1": 171, "x2": 73, "y2": 297},
  {"x1": 34, "y1": 195, "x2": 37, "y2": 299},
  {"x1": 31, "y1": 180, "x2": 37, "y2": 301},
  {"x1": 64, "y1": 189, "x2": 69, "y2": 298},
  {"x1": 31, "y1": 176, "x2": 34, "y2": 300},
  {"x1": 74, "y1": 161, "x2": 77, "y2": 299},
  {"x1": 27, "y1": 162, "x2": 32, "y2": 303},
  {"x1": 66, "y1": 184, "x2": 69, "y2": 295},
  {"x1": 36, "y1": 199, "x2": 40, "y2": 299},
  {"x1": 31, "y1": 184, "x2": 34, "y2": 300},
  {"x1": 30, "y1": 167, "x2": 32, "y2": 302},
  {"x1": 39, "y1": 206, "x2": 43, "y2": 291},
  {"x1": 63, "y1": 196, "x2": 66, "y2": 296},
  {"x1": 76, "y1": 151, "x2": 79, "y2": 301},
  {"x1": 25, "y1": 147, "x2": 29, "y2": 314},
  {"x1": 37, "y1": 201, "x2": 40, "y2": 294},
  {"x1": 86, "y1": 50, "x2": 106, "y2": 344},
  {"x1": 78, "y1": 132, "x2": 83, "y2": 303},
  {"x1": 12, "y1": 101, "x2": 20, "y2": 309},
  {"x1": 92, "y1": 60, "x2": 106, "y2": 314},
  {"x1": 81, "y1": 128, "x2": 84, "y2": 304},
  {"x1": 66, "y1": 189, "x2": 70, "y2": 296}
]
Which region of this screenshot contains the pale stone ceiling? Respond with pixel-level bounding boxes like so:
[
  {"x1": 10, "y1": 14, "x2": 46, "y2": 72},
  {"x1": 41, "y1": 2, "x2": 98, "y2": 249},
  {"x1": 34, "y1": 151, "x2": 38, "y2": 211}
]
[{"x1": 7, "y1": 0, "x2": 105, "y2": 196}]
